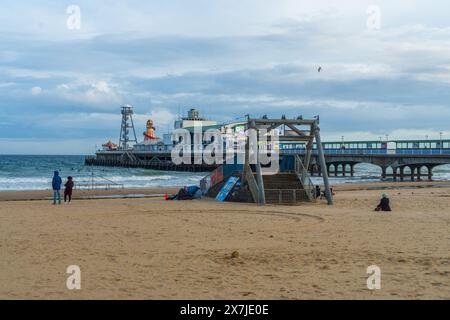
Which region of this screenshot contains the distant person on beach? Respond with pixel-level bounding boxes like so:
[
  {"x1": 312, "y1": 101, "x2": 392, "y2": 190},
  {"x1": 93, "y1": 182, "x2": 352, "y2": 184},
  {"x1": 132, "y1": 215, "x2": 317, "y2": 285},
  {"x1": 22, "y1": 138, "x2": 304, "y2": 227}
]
[
  {"x1": 315, "y1": 185, "x2": 321, "y2": 198},
  {"x1": 375, "y1": 193, "x2": 391, "y2": 212},
  {"x1": 52, "y1": 171, "x2": 62, "y2": 205},
  {"x1": 320, "y1": 187, "x2": 335, "y2": 200},
  {"x1": 64, "y1": 176, "x2": 74, "y2": 204}
]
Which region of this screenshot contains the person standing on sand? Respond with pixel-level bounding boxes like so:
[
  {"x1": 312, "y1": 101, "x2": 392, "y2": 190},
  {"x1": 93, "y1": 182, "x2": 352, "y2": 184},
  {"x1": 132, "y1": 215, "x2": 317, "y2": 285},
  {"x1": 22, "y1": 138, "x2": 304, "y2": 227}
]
[
  {"x1": 52, "y1": 171, "x2": 62, "y2": 205},
  {"x1": 64, "y1": 176, "x2": 74, "y2": 204}
]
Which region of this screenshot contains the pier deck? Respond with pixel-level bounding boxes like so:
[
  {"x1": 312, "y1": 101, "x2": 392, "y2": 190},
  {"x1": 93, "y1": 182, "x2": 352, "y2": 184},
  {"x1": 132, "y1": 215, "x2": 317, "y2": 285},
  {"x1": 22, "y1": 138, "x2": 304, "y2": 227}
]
[{"x1": 85, "y1": 150, "x2": 450, "y2": 181}]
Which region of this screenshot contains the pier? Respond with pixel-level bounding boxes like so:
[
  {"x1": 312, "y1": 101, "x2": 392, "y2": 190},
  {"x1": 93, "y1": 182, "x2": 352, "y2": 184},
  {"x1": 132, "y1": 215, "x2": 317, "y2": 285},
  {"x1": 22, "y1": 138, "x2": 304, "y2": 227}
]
[
  {"x1": 85, "y1": 105, "x2": 450, "y2": 181},
  {"x1": 85, "y1": 152, "x2": 217, "y2": 172},
  {"x1": 85, "y1": 146, "x2": 450, "y2": 181},
  {"x1": 307, "y1": 153, "x2": 450, "y2": 181},
  {"x1": 86, "y1": 105, "x2": 450, "y2": 181}
]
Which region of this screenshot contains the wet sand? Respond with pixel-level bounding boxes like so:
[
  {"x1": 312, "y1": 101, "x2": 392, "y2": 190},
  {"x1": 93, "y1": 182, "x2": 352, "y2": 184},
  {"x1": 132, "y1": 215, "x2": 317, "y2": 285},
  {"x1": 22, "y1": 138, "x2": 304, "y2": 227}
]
[{"x1": 0, "y1": 182, "x2": 449, "y2": 299}]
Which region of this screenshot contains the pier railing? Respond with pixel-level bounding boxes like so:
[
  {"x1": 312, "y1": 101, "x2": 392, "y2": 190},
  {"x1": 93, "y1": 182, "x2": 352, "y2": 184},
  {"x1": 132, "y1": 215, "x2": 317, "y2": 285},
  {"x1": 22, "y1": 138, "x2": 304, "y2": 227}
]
[{"x1": 281, "y1": 149, "x2": 450, "y2": 156}]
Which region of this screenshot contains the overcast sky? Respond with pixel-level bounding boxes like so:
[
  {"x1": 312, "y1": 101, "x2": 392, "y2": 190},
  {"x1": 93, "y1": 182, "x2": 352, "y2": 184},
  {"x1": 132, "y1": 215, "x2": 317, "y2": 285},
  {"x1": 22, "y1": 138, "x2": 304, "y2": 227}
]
[{"x1": 1, "y1": 0, "x2": 450, "y2": 154}]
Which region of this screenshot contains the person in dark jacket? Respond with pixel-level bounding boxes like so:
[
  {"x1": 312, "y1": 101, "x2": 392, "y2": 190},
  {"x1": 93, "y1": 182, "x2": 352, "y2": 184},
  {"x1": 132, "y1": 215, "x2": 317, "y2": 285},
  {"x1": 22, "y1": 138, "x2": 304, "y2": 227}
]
[
  {"x1": 168, "y1": 185, "x2": 200, "y2": 200},
  {"x1": 64, "y1": 176, "x2": 74, "y2": 203},
  {"x1": 52, "y1": 171, "x2": 62, "y2": 205},
  {"x1": 375, "y1": 193, "x2": 391, "y2": 211},
  {"x1": 315, "y1": 185, "x2": 321, "y2": 198}
]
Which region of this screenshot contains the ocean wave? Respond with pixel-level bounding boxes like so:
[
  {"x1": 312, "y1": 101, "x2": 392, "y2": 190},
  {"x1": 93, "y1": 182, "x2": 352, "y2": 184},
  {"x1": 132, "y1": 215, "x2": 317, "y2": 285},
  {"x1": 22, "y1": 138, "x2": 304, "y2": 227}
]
[{"x1": 0, "y1": 173, "x2": 206, "y2": 191}]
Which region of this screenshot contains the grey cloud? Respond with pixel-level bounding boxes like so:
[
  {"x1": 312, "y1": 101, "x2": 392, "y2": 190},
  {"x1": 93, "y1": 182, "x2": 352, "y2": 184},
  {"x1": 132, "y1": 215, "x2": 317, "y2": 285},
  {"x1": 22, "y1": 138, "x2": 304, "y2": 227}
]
[{"x1": 2, "y1": 12, "x2": 450, "y2": 154}]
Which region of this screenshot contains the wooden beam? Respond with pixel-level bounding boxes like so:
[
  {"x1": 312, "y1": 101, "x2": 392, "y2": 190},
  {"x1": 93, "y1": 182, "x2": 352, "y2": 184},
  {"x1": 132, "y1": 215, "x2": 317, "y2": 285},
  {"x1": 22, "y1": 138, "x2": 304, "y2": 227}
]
[
  {"x1": 266, "y1": 123, "x2": 282, "y2": 132},
  {"x1": 250, "y1": 119, "x2": 316, "y2": 126},
  {"x1": 278, "y1": 136, "x2": 313, "y2": 142},
  {"x1": 286, "y1": 124, "x2": 309, "y2": 137}
]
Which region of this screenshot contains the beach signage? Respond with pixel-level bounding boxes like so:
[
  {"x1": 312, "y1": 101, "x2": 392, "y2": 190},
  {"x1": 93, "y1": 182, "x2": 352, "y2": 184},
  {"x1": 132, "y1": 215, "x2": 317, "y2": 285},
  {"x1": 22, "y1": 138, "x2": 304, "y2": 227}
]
[{"x1": 216, "y1": 176, "x2": 240, "y2": 202}]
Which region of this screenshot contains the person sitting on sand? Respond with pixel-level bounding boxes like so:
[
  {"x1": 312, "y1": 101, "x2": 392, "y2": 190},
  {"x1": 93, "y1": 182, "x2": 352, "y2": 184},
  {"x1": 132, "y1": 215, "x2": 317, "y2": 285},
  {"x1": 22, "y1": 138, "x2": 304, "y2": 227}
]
[
  {"x1": 167, "y1": 185, "x2": 201, "y2": 201},
  {"x1": 64, "y1": 176, "x2": 74, "y2": 204},
  {"x1": 52, "y1": 171, "x2": 62, "y2": 205},
  {"x1": 168, "y1": 187, "x2": 193, "y2": 200},
  {"x1": 375, "y1": 193, "x2": 391, "y2": 212}
]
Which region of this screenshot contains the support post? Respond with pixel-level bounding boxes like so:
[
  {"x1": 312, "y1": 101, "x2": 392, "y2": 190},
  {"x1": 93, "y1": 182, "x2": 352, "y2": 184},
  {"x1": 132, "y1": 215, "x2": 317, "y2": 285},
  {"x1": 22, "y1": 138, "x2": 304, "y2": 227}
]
[
  {"x1": 314, "y1": 124, "x2": 333, "y2": 205},
  {"x1": 350, "y1": 164, "x2": 355, "y2": 177},
  {"x1": 417, "y1": 166, "x2": 422, "y2": 181},
  {"x1": 428, "y1": 166, "x2": 433, "y2": 181},
  {"x1": 410, "y1": 166, "x2": 415, "y2": 181},
  {"x1": 400, "y1": 166, "x2": 404, "y2": 181},
  {"x1": 241, "y1": 137, "x2": 250, "y2": 185},
  {"x1": 244, "y1": 164, "x2": 259, "y2": 203},
  {"x1": 255, "y1": 160, "x2": 266, "y2": 205},
  {"x1": 304, "y1": 137, "x2": 314, "y2": 173},
  {"x1": 392, "y1": 167, "x2": 397, "y2": 181},
  {"x1": 250, "y1": 122, "x2": 265, "y2": 206},
  {"x1": 381, "y1": 166, "x2": 387, "y2": 179}
]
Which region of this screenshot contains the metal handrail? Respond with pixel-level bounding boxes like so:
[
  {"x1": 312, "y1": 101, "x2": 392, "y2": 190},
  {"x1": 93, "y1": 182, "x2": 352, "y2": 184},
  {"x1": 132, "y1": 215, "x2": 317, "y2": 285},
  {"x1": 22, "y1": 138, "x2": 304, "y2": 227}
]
[
  {"x1": 74, "y1": 172, "x2": 124, "y2": 190},
  {"x1": 74, "y1": 183, "x2": 124, "y2": 190},
  {"x1": 294, "y1": 155, "x2": 315, "y2": 201}
]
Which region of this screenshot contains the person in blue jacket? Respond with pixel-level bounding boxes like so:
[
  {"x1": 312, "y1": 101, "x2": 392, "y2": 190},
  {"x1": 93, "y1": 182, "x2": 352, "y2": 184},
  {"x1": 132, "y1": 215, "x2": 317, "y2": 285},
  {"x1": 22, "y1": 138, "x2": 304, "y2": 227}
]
[
  {"x1": 52, "y1": 171, "x2": 62, "y2": 205},
  {"x1": 168, "y1": 185, "x2": 201, "y2": 200}
]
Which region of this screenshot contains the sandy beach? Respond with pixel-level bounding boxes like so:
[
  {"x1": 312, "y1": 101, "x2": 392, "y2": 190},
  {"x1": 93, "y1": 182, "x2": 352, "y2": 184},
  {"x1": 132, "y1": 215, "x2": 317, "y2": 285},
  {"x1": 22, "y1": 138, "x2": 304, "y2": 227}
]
[{"x1": 0, "y1": 182, "x2": 449, "y2": 299}]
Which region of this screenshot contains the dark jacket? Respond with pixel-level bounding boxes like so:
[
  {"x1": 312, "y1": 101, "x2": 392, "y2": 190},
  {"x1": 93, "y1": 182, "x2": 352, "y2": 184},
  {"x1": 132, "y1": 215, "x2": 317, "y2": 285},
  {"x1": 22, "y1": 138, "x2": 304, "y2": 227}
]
[
  {"x1": 52, "y1": 171, "x2": 62, "y2": 190},
  {"x1": 65, "y1": 180, "x2": 74, "y2": 191},
  {"x1": 378, "y1": 197, "x2": 391, "y2": 211},
  {"x1": 315, "y1": 186, "x2": 321, "y2": 198}
]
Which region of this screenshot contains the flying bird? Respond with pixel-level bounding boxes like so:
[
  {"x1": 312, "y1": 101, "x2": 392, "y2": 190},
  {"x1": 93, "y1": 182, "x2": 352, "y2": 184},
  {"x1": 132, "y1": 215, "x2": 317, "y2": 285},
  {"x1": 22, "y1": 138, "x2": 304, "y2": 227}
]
[{"x1": 318, "y1": 66, "x2": 322, "y2": 73}]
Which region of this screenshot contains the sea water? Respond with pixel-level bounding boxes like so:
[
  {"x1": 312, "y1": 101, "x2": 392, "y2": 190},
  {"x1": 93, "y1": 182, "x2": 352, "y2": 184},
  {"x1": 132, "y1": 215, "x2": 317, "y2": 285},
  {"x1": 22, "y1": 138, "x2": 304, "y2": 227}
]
[
  {"x1": 0, "y1": 155, "x2": 204, "y2": 191},
  {"x1": 0, "y1": 155, "x2": 449, "y2": 191}
]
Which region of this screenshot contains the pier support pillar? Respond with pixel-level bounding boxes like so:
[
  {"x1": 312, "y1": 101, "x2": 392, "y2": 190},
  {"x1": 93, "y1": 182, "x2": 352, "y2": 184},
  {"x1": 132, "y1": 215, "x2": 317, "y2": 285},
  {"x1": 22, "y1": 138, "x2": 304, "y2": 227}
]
[
  {"x1": 381, "y1": 166, "x2": 387, "y2": 179},
  {"x1": 350, "y1": 164, "x2": 355, "y2": 177},
  {"x1": 417, "y1": 166, "x2": 422, "y2": 181},
  {"x1": 399, "y1": 166, "x2": 405, "y2": 181},
  {"x1": 410, "y1": 166, "x2": 415, "y2": 181},
  {"x1": 427, "y1": 166, "x2": 433, "y2": 181},
  {"x1": 342, "y1": 164, "x2": 346, "y2": 177},
  {"x1": 392, "y1": 167, "x2": 398, "y2": 181}
]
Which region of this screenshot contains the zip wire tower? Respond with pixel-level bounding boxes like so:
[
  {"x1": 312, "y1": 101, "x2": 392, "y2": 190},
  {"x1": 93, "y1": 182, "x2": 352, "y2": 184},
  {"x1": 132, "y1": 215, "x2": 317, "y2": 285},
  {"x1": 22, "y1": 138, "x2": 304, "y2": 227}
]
[{"x1": 119, "y1": 104, "x2": 138, "y2": 150}]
